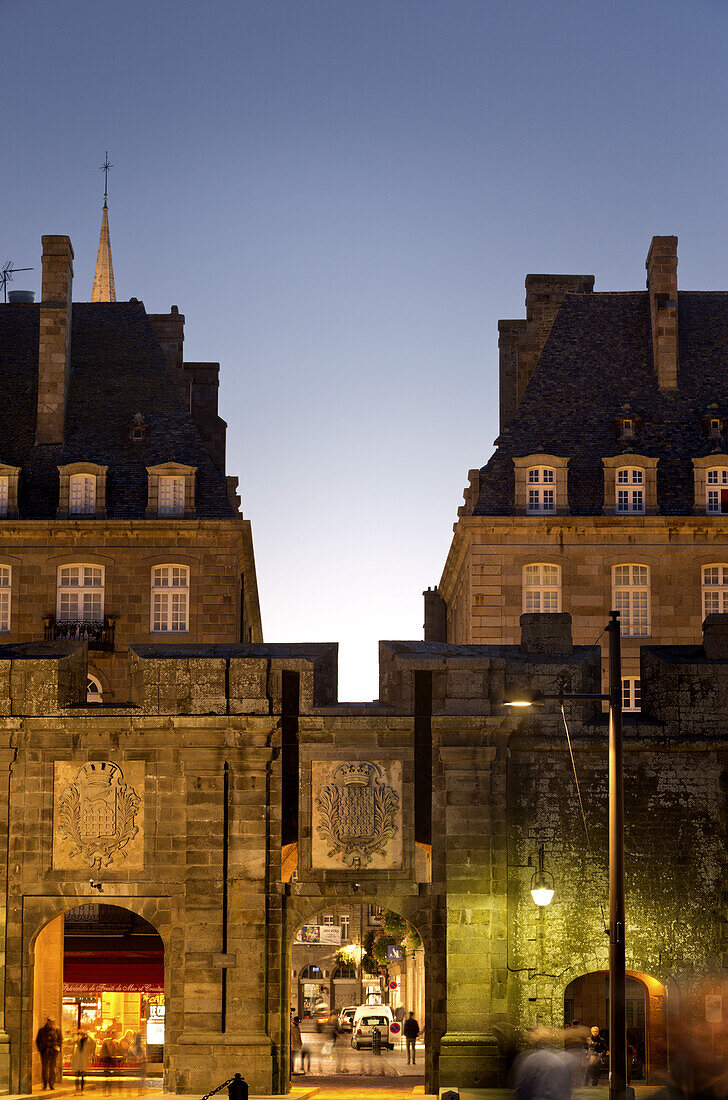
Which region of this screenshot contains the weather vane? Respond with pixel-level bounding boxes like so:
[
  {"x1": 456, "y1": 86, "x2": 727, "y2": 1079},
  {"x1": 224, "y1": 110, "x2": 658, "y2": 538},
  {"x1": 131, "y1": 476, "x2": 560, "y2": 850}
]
[
  {"x1": 100, "y1": 151, "x2": 113, "y2": 208},
  {"x1": 0, "y1": 261, "x2": 34, "y2": 304}
]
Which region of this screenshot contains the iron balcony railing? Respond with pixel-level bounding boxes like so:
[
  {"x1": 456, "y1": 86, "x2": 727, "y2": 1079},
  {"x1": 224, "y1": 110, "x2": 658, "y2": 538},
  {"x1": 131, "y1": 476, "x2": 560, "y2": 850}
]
[{"x1": 43, "y1": 616, "x2": 115, "y2": 651}]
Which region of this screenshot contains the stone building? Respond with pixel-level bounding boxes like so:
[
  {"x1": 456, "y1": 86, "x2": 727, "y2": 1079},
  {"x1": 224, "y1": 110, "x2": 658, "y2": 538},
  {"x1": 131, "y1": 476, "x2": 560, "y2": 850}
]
[
  {"x1": 2, "y1": 225, "x2": 727, "y2": 1100},
  {"x1": 435, "y1": 235, "x2": 728, "y2": 709}
]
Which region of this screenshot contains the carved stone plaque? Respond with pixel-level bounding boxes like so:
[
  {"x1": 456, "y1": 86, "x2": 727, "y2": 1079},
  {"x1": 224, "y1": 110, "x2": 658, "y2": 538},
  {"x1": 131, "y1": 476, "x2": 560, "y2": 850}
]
[
  {"x1": 53, "y1": 760, "x2": 144, "y2": 870},
  {"x1": 311, "y1": 760, "x2": 402, "y2": 870}
]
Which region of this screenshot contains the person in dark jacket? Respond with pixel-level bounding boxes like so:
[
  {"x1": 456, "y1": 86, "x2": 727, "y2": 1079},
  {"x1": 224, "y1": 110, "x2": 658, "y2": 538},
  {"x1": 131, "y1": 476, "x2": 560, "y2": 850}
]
[
  {"x1": 584, "y1": 1026, "x2": 608, "y2": 1086},
  {"x1": 36, "y1": 1017, "x2": 62, "y2": 1090},
  {"x1": 404, "y1": 1011, "x2": 420, "y2": 1065}
]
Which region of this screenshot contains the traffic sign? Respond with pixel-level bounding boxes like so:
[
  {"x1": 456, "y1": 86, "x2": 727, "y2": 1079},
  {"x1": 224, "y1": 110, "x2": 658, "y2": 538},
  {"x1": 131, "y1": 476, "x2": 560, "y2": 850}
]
[
  {"x1": 390, "y1": 1021, "x2": 401, "y2": 1034},
  {"x1": 389, "y1": 980, "x2": 398, "y2": 991}
]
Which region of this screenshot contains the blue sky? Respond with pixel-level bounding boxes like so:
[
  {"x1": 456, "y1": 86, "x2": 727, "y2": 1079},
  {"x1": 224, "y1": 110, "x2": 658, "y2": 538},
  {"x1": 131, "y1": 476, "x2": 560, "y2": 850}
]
[{"x1": 4, "y1": 0, "x2": 728, "y2": 698}]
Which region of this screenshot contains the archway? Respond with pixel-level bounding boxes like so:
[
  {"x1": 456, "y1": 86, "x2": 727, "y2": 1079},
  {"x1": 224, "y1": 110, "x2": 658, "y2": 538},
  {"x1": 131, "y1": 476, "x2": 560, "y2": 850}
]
[
  {"x1": 287, "y1": 899, "x2": 428, "y2": 1089},
  {"x1": 564, "y1": 970, "x2": 667, "y2": 1082},
  {"x1": 30, "y1": 904, "x2": 165, "y2": 1092}
]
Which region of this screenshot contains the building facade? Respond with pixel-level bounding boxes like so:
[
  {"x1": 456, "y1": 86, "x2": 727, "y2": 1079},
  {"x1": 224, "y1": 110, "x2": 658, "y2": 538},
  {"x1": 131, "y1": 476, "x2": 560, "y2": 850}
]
[{"x1": 436, "y1": 236, "x2": 728, "y2": 706}]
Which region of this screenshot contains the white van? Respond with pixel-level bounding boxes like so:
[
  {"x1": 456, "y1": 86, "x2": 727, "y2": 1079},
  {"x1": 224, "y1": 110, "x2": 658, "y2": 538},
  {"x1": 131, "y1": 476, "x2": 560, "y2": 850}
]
[{"x1": 351, "y1": 1003, "x2": 396, "y2": 1050}]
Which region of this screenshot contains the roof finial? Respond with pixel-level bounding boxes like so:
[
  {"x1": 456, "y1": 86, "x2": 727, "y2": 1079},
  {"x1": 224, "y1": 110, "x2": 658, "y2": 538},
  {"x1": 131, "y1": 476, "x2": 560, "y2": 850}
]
[
  {"x1": 100, "y1": 151, "x2": 112, "y2": 210},
  {"x1": 91, "y1": 152, "x2": 116, "y2": 302}
]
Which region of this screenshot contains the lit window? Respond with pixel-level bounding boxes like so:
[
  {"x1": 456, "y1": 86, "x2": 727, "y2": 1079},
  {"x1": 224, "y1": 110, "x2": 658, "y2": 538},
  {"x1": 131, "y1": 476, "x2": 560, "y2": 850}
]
[
  {"x1": 612, "y1": 564, "x2": 650, "y2": 637},
  {"x1": 706, "y1": 468, "x2": 728, "y2": 514},
  {"x1": 0, "y1": 566, "x2": 10, "y2": 632},
  {"x1": 616, "y1": 468, "x2": 644, "y2": 514},
  {"x1": 158, "y1": 476, "x2": 185, "y2": 517},
  {"x1": 86, "y1": 675, "x2": 103, "y2": 704},
  {"x1": 151, "y1": 565, "x2": 189, "y2": 632},
  {"x1": 0, "y1": 478, "x2": 8, "y2": 518},
  {"x1": 523, "y1": 564, "x2": 562, "y2": 613},
  {"x1": 526, "y1": 467, "x2": 556, "y2": 513},
  {"x1": 57, "y1": 565, "x2": 104, "y2": 622},
  {"x1": 622, "y1": 678, "x2": 641, "y2": 712},
  {"x1": 702, "y1": 565, "x2": 728, "y2": 617},
  {"x1": 69, "y1": 474, "x2": 96, "y2": 516}
]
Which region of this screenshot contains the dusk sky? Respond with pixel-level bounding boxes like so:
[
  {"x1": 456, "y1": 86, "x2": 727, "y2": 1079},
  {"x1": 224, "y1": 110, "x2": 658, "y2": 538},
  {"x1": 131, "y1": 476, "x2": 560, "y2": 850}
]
[{"x1": 4, "y1": 0, "x2": 728, "y2": 699}]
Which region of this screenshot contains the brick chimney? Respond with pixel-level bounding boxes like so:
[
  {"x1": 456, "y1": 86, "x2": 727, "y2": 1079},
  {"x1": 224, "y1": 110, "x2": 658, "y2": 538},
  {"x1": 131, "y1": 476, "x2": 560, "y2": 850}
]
[
  {"x1": 423, "y1": 586, "x2": 447, "y2": 642},
  {"x1": 36, "y1": 235, "x2": 74, "y2": 444},
  {"x1": 149, "y1": 306, "x2": 185, "y2": 389},
  {"x1": 646, "y1": 236, "x2": 678, "y2": 390}
]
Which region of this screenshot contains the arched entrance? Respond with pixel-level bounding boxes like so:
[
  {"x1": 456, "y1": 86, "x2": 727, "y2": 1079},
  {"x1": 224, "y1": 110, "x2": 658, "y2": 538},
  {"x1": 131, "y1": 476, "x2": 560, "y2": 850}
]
[
  {"x1": 564, "y1": 970, "x2": 667, "y2": 1082},
  {"x1": 285, "y1": 896, "x2": 431, "y2": 1089},
  {"x1": 25, "y1": 901, "x2": 168, "y2": 1095}
]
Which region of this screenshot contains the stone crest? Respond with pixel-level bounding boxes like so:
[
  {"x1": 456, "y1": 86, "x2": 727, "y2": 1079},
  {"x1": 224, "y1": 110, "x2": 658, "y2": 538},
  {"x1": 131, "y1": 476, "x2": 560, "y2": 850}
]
[
  {"x1": 314, "y1": 761, "x2": 400, "y2": 868},
  {"x1": 54, "y1": 761, "x2": 143, "y2": 870}
]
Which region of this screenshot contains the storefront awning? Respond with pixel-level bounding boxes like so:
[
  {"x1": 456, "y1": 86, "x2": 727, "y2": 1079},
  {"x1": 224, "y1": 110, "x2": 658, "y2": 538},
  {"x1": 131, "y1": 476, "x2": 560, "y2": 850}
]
[{"x1": 63, "y1": 950, "x2": 163, "y2": 993}]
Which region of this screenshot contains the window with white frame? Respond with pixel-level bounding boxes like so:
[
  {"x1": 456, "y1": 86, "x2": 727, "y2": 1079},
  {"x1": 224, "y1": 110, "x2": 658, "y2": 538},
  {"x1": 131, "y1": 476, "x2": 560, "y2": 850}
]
[
  {"x1": 702, "y1": 565, "x2": 728, "y2": 617},
  {"x1": 0, "y1": 566, "x2": 10, "y2": 632},
  {"x1": 526, "y1": 467, "x2": 556, "y2": 513},
  {"x1": 616, "y1": 468, "x2": 645, "y2": 514},
  {"x1": 86, "y1": 674, "x2": 103, "y2": 704},
  {"x1": 622, "y1": 678, "x2": 641, "y2": 712},
  {"x1": 68, "y1": 473, "x2": 96, "y2": 516},
  {"x1": 522, "y1": 564, "x2": 561, "y2": 613},
  {"x1": 340, "y1": 914, "x2": 351, "y2": 941},
  {"x1": 612, "y1": 564, "x2": 650, "y2": 637},
  {"x1": 706, "y1": 468, "x2": 728, "y2": 514},
  {"x1": 57, "y1": 565, "x2": 104, "y2": 622},
  {"x1": 0, "y1": 478, "x2": 8, "y2": 518},
  {"x1": 321, "y1": 913, "x2": 335, "y2": 926},
  {"x1": 158, "y1": 476, "x2": 185, "y2": 517},
  {"x1": 151, "y1": 565, "x2": 189, "y2": 632}
]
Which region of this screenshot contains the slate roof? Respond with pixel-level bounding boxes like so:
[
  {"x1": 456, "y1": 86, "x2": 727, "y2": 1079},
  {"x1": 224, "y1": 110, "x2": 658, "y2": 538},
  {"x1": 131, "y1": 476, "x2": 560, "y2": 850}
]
[
  {"x1": 0, "y1": 300, "x2": 235, "y2": 518},
  {"x1": 476, "y1": 291, "x2": 728, "y2": 516}
]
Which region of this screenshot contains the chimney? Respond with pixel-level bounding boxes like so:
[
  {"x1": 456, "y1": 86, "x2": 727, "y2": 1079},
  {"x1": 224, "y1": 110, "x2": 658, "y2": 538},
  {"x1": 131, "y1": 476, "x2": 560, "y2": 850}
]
[
  {"x1": 646, "y1": 236, "x2": 678, "y2": 390},
  {"x1": 36, "y1": 236, "x2": 74, "y2": 444},
  {"x1": 423, "y1": 586, "x2": 447, "y2": 642},
  {"x1": 149, "y1": 306, "x2": 185, "y2": 390},
  {"x1": 515, "y1": 274, "x2": 594, "y2": 406}
]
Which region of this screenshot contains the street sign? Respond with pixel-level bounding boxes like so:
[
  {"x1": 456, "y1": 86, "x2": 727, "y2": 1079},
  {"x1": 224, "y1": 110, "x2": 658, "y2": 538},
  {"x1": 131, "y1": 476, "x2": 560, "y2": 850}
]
[
  {"x1": 387, "y1": 944, "x2": 404, "y2": 961},
  {"x1": 389, "y1": 980, "x2": 398, "y2": 991},
  {"x1": 390, "y1": 1021, "x2": 401, "y2": 1034}
]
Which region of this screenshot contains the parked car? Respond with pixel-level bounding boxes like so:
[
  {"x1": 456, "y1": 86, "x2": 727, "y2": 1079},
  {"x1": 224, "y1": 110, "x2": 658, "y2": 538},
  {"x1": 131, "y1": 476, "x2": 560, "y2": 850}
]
[
  {"x1": 338, "y1": 1006, "x2": 356, "y2": 1032},
  {"x1": 351, "y1": 1004, "x2": 396, "y2": 1050}
]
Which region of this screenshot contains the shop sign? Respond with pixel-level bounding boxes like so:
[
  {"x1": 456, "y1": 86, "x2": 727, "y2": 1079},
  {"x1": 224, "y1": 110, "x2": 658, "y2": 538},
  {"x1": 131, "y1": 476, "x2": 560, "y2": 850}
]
[
  {"x1": 387, "y1": 945, "x2": 404, "y2": 961},
  {"x1": 295, "y1": 925, "x2": 342, "y2": 945},
  {"x1": 63, "y1": 982, "x2": 164, "y2": 994}
]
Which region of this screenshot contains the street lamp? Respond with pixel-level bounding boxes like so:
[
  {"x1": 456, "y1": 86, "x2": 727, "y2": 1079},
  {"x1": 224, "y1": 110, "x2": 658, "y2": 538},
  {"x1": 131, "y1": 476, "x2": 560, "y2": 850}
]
[
  {"x1": 530, "y1": 844, "x2": 555, "y2": 907},
  {"x1": 505, "y1": 610, "x2": 626, "y2": 1100}
]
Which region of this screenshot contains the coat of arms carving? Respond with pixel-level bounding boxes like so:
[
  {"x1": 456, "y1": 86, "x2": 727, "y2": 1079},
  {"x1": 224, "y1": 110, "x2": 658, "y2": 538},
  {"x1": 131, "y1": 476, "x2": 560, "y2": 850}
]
[
  {"x1": 57, "y1": 761, "x2": 141, "y2": 870},
  {"x1": 314, "y1": 761, "x2": 400, "y2": 867}
]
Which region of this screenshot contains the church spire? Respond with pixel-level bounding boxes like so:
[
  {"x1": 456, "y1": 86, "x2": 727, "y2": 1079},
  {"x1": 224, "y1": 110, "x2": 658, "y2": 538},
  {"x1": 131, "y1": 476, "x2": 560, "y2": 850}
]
[{"x1": 91, "y1": 152, "x2": 116, "y2": 302}]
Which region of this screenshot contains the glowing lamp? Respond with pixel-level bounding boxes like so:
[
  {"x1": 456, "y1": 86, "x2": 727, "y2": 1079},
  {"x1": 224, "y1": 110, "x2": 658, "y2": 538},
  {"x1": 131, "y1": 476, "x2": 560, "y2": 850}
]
[
  {"x1": 504, "y1": 689, "x2": 545, "y2": 708},
  {"x1": 530, "y1": 844, "x2": 555, "y2": 907}
]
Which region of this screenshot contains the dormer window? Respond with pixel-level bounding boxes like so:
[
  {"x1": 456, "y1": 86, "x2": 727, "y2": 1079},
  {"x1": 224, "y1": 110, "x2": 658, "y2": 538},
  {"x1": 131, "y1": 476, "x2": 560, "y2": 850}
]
[
  {"x1": 159, "y1": 476, "x2": 184, "y2": 516},
  {"x1": 0, "y1": 465, "x2": 21, "y2": 519},
  {"x1": 57, "y1": 462, "x2": 107, "y2": 519},
  {"x1": 128, "y1": 412, "x2": 148, "y2": 442},
  {"x1": 706, "y1": 468, "x2": 728, "y2": 514},
  {"x1": 527, "y1": 467, "x2": 555, "y2": 513},
  {"x1": 710, "y1": 419, "x2": 723, "y2": 440},
  {"x1": 146, "y1": 462, "x2": 196, "y2": 519},
  {"x1": 69, "y1": 473, "x2": 96, "y2": 516},
  {"x1": 616, "y1": 467, "x2": 644, "y2": 514}
]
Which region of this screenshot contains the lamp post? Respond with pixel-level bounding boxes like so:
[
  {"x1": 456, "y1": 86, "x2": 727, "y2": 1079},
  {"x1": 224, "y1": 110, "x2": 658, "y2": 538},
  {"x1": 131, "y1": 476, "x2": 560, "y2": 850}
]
[{"x1": 506, "y1": 610, "x2": 626, "y2": 1100}]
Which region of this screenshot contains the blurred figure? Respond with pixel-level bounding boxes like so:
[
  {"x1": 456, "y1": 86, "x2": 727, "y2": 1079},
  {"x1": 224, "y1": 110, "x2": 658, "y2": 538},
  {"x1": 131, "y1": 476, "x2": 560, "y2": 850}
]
[
  {"x1": 584, "y1": 1026, "x2": 608, "y2": 1086},
  {"x1": 563, "y1": 1021, "x2": 588, "y2": 1086},
  {"x1": 404, "y1": 1011, "x2": 420, "y2": 1065},
  {"x1": 36, "y1": 1016, "x2": 62, "y2": 1090},
  {"x1": 71, "y1": 1031, "x2": 90, "y2": 1093},
  {"x1": 513, "y1": 1027, "x2": 571, "y2": 1100}
]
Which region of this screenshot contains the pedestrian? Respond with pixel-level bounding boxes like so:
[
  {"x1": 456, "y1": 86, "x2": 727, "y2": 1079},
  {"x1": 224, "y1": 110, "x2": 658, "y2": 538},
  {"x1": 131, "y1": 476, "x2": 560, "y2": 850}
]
[
  {"x1": 584, "y1": 1026, "x2": 608, "y2": 1086},
  {"x1": 513, "y1": 1028, "x2": 571, "y2": 1100},
  {"x1": 290, "y1": 1016, "x2": 302, "y2": 1075},
  {"x1": 71, "y1": 1031, "x2": 90, "y2": 1093},
  {"x1": 404, "y1": 1011, "x2": 420, "y2": 1065},
  {"x1": 563, "y1": 1021, "x2": 587, "y2": 1086},
  {"x1": 36, "y1": 1016, "x2": 62, "y2": 1090}
]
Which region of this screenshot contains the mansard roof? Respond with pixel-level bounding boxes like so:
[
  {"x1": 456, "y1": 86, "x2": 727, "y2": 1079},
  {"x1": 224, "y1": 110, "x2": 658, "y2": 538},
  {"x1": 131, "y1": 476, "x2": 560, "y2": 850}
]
[
  {"x1": 476, "y1": 290, "x2": 728, "y2": 516},
  {"x1": 0, "y1": 300, "x2": 235, "y2": 519}
]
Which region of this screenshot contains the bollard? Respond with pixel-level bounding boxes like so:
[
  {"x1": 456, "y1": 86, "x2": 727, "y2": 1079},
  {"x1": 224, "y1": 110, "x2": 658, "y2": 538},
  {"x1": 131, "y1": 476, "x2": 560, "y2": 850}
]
[
  {"x1": 372, "y1": 1026, "x2": 382, "y2": 1055},
  {"x1": 228, "y1": 1072, "x2": 249, "y2": 1100}
]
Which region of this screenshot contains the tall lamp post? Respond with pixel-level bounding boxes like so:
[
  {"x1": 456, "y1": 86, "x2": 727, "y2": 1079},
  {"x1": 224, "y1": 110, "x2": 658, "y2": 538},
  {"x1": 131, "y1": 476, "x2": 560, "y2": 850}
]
[{"x1": 506, "y1": 610, "x2": 626, "y2": 1100}]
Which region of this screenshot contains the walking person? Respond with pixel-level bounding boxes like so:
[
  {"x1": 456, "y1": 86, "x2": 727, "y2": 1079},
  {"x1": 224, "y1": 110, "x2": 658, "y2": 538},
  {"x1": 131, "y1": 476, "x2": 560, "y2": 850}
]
[
  {"x1": 584, "y1": 1026, "x2": 608, "y2": 1086},
  {"x1": 72, "y1": 1031, "x2": 90, "y2": 1093},
  {"x1": 404, "y1": 1011, "x2": 420, "y2": 1066},
  {"x1": 36, "y1": 1016, "x2": 62, "y2": 1090},
  {"x1": 291, "y1": 1016, "x2": 303, "y2": 1075}
]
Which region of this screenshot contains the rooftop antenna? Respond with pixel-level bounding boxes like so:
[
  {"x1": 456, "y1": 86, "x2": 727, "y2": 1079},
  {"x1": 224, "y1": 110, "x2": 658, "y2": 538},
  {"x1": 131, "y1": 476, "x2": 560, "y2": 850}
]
[
  {"x1": 0, "y1": 262, "x2": 34, "y2": 304},
  {"x1": 100, "y1": 150, "x2": 113, "y2": 209}
]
